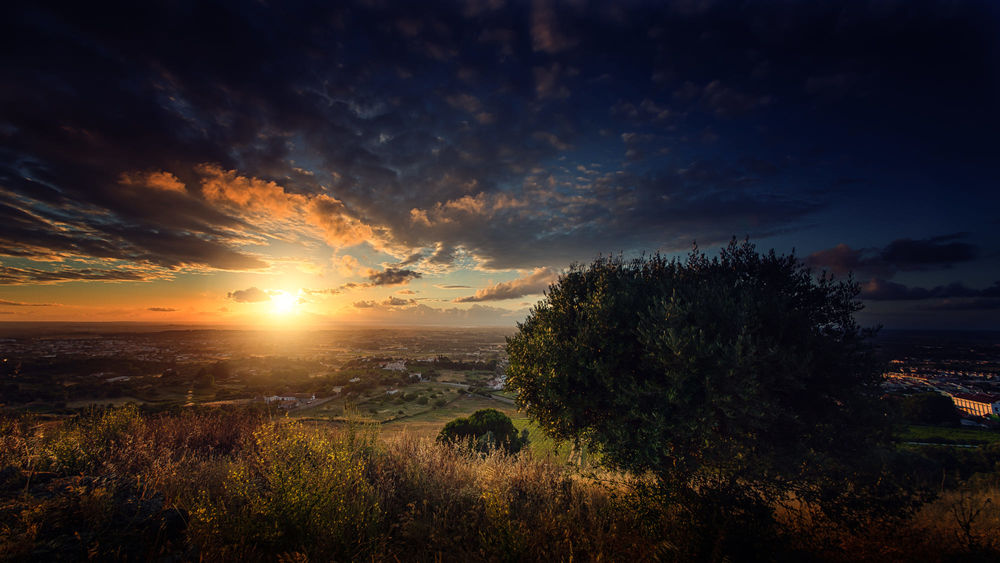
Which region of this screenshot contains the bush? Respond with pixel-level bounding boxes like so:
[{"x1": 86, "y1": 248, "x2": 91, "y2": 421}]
[
  {"x1": 902, "y1": 392, "x2": 959, "y2": 425},
  {"x1": 437, "y1": 409, "x2": 526, "y2": 455},
  {"x1": 188, "y1": 423, "x2": 381, "y2": 560}
]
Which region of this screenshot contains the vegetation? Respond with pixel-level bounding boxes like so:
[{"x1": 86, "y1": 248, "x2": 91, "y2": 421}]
[
  {"x1": 1, "y1": 246, "x2": 997, "y2": 560},
  {"x1": 0, "y1": 406, "x2": 648, "y2": 561},
  {"x1": 899, "y1": 392, "x2": 960, "y2": 426},
  {"x1": 506, "y1": 240, "x2": 902, "y2": 553},
  {"x1": 0, "y1": 405, "x2": 998, "y2": 561},
  {"x1": 437, "y1": 408, "x2": 528, "y2": 455}
]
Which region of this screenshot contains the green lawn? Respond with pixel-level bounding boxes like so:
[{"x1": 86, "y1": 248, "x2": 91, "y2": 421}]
[
  {"x1": 293, "y1": 381, "x2": 597, "y2": 467},
  {"x1": 896, "y1": 424, "x2": 1000, "y2": 445},
  {"x1": 379, "y1": 393, "x2": 519, "y2": 439}
]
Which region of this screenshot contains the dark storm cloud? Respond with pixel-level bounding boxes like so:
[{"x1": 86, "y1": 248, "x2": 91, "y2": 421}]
[
  {"x1": 226, "y1": 287, "x2": 270, "y2": 303},
  {"x1": 396, "y1": 251, "x2": 428, "y2": 267},
  {"x1": 807, "y1": 234, "x2": 981, "y2": 279},
  {"x1": 919, "y1": 298, "x2": 1000, "y2": 312},
  {"x1": 366, "y1": 268, "x2": 422, "y2": 286},
  {"x1": 805, "y1": 244, "x2": 884, "y2": 278},
  {"x1": 1, "y1": 0, "x2": 997, "y2": 274},
  {"x1": 427, "y1": 245, "x2": 457, "y2": 265},
  {"x1": 0, "y1": 266, "x2": 159, "y2": 285},
  {"x1": 0, "y1": 172, "x2": 267, "y2": 270},
  {"x1": 861, "y1": 279, "x2": 1000, "y2": 301},
  {"x1": 880, "y1": 234, "x2": 979, "y2": 268}
]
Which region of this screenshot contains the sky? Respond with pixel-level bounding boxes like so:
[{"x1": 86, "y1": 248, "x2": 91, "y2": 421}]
[{"x1": 1, "y1": 0, "x2": 998, "y2": 329}]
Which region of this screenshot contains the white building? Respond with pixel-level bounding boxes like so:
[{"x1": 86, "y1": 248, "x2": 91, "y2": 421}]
[
  {"x1": 949, "y1": 392, "x2": 1000, "y2": 418},
  {"x1": 382, "y1": 360, "x2": 406, "y2": 372},
  {"x1": 264, "y1": 393, "x2": 316, "y2": 407}
]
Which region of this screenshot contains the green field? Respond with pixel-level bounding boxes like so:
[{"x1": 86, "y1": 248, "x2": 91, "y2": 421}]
[
  {"x1": 896, "y1": 424, "x2": 1000, "y2": 445},
  {"x1": 288, "y1": 380, "x2": 602, "y2": 467}
]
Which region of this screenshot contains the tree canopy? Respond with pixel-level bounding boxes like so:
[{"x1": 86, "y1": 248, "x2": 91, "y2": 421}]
[
  {"x1": 505, "y1": 240, "x2": 891, "y2": 523},
  {"x1": 437, "y1": 408, "x2": 527, "y2": 455},
  {"x1": 901, "y1": 392, "x2": 959, "y2": 426}
]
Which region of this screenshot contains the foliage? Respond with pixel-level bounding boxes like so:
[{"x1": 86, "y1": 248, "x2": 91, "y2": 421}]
[
  {"x1": 188, "y1": 423, "x2": 381, "y2": 560},
  {"x1": 901, "y1": 392, "x2": 960, "y2": 425},
  {"x1": 437, "y1": 408, "x2": 528, "y2": 455},
  {"x1": 506, "y1": 240, "x2": 901, "y2": 539},
  {"x1": 2, "y1": 405, "x2": 1000, "y2": 561}
]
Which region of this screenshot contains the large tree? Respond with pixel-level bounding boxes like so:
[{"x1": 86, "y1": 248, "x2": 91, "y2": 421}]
[{"x1": 506, "y1": 240, "x2": 894, "y2": 533}]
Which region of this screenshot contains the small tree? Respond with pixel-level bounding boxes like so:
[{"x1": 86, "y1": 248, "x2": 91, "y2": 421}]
[
  {"x1": 902, "y1": 392, "x2": 959, "y2": 425},
  {"x1": 506, "y1": 240, "x2": 899, "y2": 550},
  {"x1": 437, "y1": 408, "x2": 526, "y2": 455}
]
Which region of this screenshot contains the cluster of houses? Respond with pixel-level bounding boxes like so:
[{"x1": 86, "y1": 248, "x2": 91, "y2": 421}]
[{"x1": 263, "y1": 393, "x2": 316, "y2": 408}]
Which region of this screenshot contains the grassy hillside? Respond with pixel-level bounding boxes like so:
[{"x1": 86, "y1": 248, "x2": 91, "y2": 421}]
[
  {"x1": 1, "y1": 405, "x2": 999, "y2": 561},
  {"x1": 897, "y1": 424, "x2": 1000, "y2": 445}
]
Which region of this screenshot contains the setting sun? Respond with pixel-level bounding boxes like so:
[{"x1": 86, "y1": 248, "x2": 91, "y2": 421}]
[{"x1": 270, "y1": 291, "x2": 298, "y2": 315}]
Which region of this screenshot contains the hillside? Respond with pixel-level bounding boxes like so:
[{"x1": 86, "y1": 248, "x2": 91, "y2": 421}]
[{"x1": 2, "y1": 405, "x2": 999, "y2": 561}]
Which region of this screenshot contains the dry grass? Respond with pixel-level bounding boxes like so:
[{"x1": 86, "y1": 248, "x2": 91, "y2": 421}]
[{"x1": 1, "y1": 406, "x2": 999, "y2": 562}]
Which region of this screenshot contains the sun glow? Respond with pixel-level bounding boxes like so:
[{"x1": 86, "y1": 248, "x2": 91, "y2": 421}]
[{"x1": 270, "y1": 291, "x2": 299, "y2": 315}]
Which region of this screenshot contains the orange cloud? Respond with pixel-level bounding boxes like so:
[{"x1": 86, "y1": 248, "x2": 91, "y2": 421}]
[
  {"x1": 119, "y1": 170, "x2": 187, "y2": 193},
  {"x1": 333, "y1": 254, "x2": 361, "y2": 277},
  {"x1": 454, "y1": 267, "x2": 558, "y2": 302},
  {"x1": 198, "y1": 163, "x2": 301, "y2": 218},
  {"x1": 227, "y1": 286, "x2": 271, "y2": 303},
  {"x1": 306, "y1": 195, "x2": 374, "y2": 247},
  {"x1": 197, "y1": 164, "x2": 374, "y2": 248},
  {"x1": 408, "y1": 192, "x2": 525, "y2": 228}
]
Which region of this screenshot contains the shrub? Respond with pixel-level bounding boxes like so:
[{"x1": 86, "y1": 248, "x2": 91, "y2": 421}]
[
  {"x1": 437, "y1": 409, "x2": 526, "y2": 455},
  {"x1": 188, "y1": 422, "x2": 381, "y2": 560}
]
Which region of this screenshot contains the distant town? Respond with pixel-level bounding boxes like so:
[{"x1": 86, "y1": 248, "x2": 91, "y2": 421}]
[
  {"x1": 1, "y1": 325, "x2": 997, "y2": 427},
  {"x1": 878, "y1": 330, "x2": 1000, "y2": 424},
  {"x1": 0, "y1": 325, "x2": 513, "y2": 425}
]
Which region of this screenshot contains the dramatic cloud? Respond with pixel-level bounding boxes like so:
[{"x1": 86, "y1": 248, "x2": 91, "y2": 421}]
[
  {"x1": 2, "y1": 1, "x2": 997, "y2": 328},
  {"x1": 198, "y1": 164, "x2": 375, "y2": 248},
  {"x1": 382, "y1": 296, "x2": 416, "y2": 307},
  {"x1": 366, "y1": 268, "x2": 422, "y2": 286},
  {"x1": 807, "y1": 234, "x2": 981, "y2": 279},
  {"x1": 0, "y1": 299, "x2": 56, "y2": 306},
  {"x1": 9, "y1": 1, "x2": 990, "y2": 276},
  {"x1": 805, "y1": 244, "x2": 883, "y2": 278},
  {"x1": 919, "y1": 298, "x2": 1000, "y2": 311},
  {"x1": 147, "y1": 307, "x2": 177, "y2": 312},
  {"x1": 333, "y1": 255, "x2": 362, "y2": 277},
  {"x1": 455, "y1": 268, "x2": 558, "y2": 302},
  {"x1": 227, "y1": 287, "x2": 271, "y2": 303},
  {"x1": 861, "y1": 279, "x2": 1000, "y2": 301},
  {"x1": 880, "y1": 234, "x2": 979, "y2": 268},
  {"x1": 0, "y1": 266, "x2": 162, "y2": 285}
]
